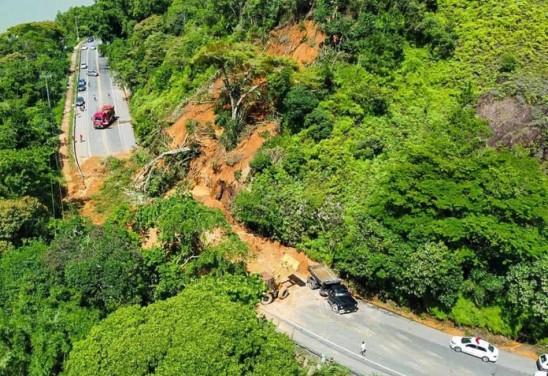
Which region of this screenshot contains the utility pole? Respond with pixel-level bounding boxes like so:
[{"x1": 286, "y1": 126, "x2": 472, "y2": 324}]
[{"x1": 75, "y1": 16, "x2": 80, "y2": 41}]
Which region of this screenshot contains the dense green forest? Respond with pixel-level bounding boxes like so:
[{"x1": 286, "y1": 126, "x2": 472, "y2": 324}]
[{"x1": 0, "y1": 0, "x2": 546, "y2": 374}]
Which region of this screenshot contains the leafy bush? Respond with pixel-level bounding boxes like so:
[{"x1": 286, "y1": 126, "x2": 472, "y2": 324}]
[
  {"x1": 451, "y1": 297, "x2": 514, "y2": 337},
  {"x1": 304, "y1": 107, "x2": 335, "y2": 142},
  {"x1": 249, "y1": 151, "x2": 273, "y2": 173},
  {"x1": 282, "y1": 84, "x2": 319, "y2": 133},
  {"x1": 500, "y1": 53, "x2": 518, "y2": 73}
]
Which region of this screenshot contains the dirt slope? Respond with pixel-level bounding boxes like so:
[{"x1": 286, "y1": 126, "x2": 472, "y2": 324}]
[
  {"x1": 265, "y1": 20, "x2": 325, "y2": 65},
  {"x1": 161, "y1": 22, "x2": 328, "y2": 273}
]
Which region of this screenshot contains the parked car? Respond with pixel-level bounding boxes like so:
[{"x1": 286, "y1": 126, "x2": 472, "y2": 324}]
[
  {"x1": 533, "y1": 371, "x2": 548, "y2": 376},
  {"x1": 450, "y1": 336, "x2": 499, "y2": 363},
  {"x1": 90, "y1": 45, "x2": 96, "y2": 50},
  {"x1": 326, "y1": 284, "x2": 358, "y2": 314},
  {"x1": 538, "y1": 354, "x2": 548, "y2": 371},
  {"x1": 77, "y1": 78, "x2": 86, "y2": 92},
  {"x1": 75, "y1": 96, "x2": 85, "y2": 107},
  {"x1": 81, "y1": 45, "x2": 88, "y2": 50},
  {"x1": 80, "y1": 63, "x2": 87, "y2": 69},
  {"x1": 87, "y1": 70, "x2": 99, "y2": 77}
]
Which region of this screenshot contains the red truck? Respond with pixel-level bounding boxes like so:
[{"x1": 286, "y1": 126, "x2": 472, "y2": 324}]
[{"x1": 92, "y1": 105, "x2": 116, "y2": 129}]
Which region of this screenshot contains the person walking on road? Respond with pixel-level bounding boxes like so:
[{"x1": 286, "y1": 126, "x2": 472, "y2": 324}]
[
  {"x1": 93, "y1": 94, "x2": 97, "y2": 101},
  {"x1": 360, "y1": 341, "x2": 367, "y2": 356}
]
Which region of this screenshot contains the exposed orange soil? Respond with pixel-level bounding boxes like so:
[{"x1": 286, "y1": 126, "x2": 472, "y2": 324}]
[
  {"x1": 164, "y1": 97, "x2": 311, "y2": 275},
  {"x1": 71, "y1": 157, "x2": 112, "y2": 224},
  {"x1": 142, "y1": 228, "x2": 160, "y2": 249},
  {"x1": 266, "y1": 20, "x2": 325, "y2": 65}
]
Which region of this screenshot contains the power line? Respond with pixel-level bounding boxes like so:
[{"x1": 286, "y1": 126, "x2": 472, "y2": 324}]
[{"x1": 41, "y1": 73, "x2": 65, "y2": 220}]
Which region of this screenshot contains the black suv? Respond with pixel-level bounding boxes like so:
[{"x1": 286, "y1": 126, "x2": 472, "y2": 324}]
[{"x1": 327, "y1": 284, "x2": 358, "y2": 314}]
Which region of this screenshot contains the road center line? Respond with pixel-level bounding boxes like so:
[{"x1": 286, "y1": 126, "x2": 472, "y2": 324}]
[
  {"x1": 263, "y1": 309, "x2": 409, "y2": 376},
  {"x1": 95, "y1": 48, "x2": 109, "y2": 155}
]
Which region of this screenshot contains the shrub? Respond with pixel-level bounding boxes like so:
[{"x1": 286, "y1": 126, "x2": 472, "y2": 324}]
[
  {"x1": 250, "y1": 151, "x2": 272, "y2": 173},
  {"x1": 282, "y1": 84, "x2": 319, "y2": 134},
  {"x1": 451, "y1": 296, "x2": 514, "y2": 337},
  {"x1": 500, "y1": 53, "x2": 518, "y2": 73},
  {"x1": 304, "y1": 107, "x2": 334, "y2": 142},
  {"x1": 225, "y1": 153, "x2": 243, "y2": 167}
]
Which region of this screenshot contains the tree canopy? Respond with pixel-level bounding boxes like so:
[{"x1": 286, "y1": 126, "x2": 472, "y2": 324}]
[{"x1": 64, "y1": 276, "x2": 300, "y2": 376}]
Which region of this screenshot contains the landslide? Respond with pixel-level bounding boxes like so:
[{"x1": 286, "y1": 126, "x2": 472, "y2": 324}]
[{"x1": 163, "y1": 21, "x2": 327, "y2": 276}]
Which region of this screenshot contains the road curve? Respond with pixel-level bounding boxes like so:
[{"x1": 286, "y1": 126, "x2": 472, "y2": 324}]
[{"x1": 261, "y1": 285, "x2": 537, "y2": 376}]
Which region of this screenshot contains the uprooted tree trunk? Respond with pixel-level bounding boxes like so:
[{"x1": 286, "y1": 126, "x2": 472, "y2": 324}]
[
  {"x1": 220, "y1": 67, "x2": 263, "y2": 122},
  {"x1": 133, "y1": 143, "x2": 192, "y2": 192}
]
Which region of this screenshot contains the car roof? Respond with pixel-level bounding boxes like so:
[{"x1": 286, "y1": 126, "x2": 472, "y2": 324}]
[{"x1": 462, "y1": 337, "x2": 496, "y2": 350}]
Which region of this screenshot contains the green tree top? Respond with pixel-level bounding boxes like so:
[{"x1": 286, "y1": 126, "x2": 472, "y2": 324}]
[{"x1": 65, "y1": 275, "x2": 301, "y2": 376}]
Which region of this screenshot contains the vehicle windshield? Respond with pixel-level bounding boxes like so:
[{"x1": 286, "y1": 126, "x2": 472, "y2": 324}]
[{"x1": 488, "y1": 345, "x2": 495, "y2": 352}]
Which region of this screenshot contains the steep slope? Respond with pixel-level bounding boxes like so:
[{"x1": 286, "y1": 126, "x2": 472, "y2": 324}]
[{"x1": 160, "y1": 22, "x2": 327, "y2": 274}]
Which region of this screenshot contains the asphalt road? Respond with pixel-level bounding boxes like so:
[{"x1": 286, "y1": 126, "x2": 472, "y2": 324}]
[
  {"x1": 73, "y1": 41, "x2": 136, "y2": 161},
  {"x1": 261, "y1": 284, "x2": 537, "y2": 376}
]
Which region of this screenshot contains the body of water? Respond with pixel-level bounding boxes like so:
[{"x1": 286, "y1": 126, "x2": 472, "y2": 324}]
[{"x1": 0, "y1": 0, "x2": 95, "y2": 33}]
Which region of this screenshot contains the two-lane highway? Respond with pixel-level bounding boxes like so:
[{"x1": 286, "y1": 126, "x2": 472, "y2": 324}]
[
  {"x1": 261, "y1": 285, "x2": 538, "y2": 376},
  {"x1": 74, "y1": 40, "x2": 136, "y2": 161}
]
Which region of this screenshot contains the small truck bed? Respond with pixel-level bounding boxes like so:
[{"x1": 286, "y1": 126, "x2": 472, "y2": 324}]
[{"x1": 307, "y1": 264, "x2": 341, "y2": 286}]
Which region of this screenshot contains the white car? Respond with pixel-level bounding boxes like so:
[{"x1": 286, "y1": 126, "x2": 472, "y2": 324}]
[
  {"x1": 533, "y1": 371, "x2": 548, "y2": 376},
  {"x1": 80, "y1": 63, "x2": 87, "y2": 69},
  {"x1": 90, "y1": 45, "x2": 96, "y2": 50},
  {"x1": 81, "y1": 45, "x2": 88, "y2": 50},
  {"x1": 538, "y1": 354, "x2": 548, "y2": 371},
  {"x1": 450, "y1": 336, "x2": 499, "y2": 362}
]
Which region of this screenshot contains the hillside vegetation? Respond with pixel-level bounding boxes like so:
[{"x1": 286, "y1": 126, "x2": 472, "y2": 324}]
[
  {"x1": 0, "y1": 0, "x2": 546, "y2": 375},
  {"x1": 65, "y1": 0, "x2": 545, "y2": 342}
]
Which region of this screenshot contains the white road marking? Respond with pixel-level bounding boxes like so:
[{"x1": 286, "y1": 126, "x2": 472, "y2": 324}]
[
  {"x1": 395, "y1": 332, "x2": 411, "y2": 342},
  {"x1": 263, "y1": 315, "x2": 410, "y2": 376},
  {"x1": 95, "y1": 50, "x2": 109, "y2": 155},
  {"x1": 424, "y1": 349, "x2": 443, "y2": 360}
]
